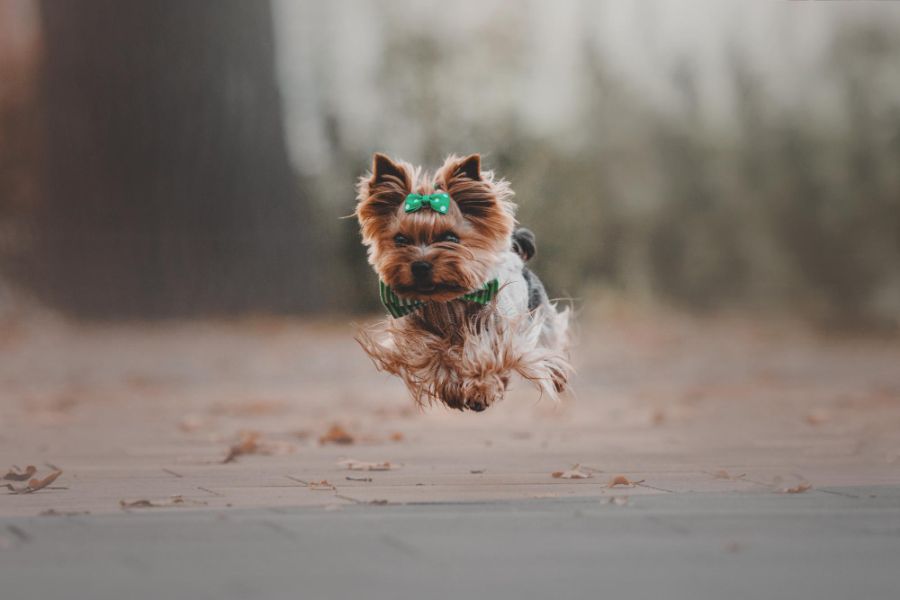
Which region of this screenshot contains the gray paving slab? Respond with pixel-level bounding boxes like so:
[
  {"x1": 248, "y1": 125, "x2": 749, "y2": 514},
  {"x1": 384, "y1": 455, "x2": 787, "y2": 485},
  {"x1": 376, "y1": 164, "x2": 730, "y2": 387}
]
[{"x1": 2, "y1": 486, "x2": 899, "y2": 600}]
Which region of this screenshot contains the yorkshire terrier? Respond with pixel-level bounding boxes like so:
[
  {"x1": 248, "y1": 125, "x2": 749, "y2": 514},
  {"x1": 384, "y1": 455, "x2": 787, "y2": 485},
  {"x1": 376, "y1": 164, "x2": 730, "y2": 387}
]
[{"x1": 355, "y1": 153, "x2": 571, "y2": 412}]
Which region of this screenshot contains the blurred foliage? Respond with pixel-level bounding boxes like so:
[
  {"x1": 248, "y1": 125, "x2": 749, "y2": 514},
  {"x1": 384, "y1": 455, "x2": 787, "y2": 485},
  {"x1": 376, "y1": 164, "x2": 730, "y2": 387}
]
[
  {"x1": 1, "y1": 2, "x2": 899, "y2": 328},
  {"x1": 308, "y1": 12, "x2": 900, "y2": 329}
]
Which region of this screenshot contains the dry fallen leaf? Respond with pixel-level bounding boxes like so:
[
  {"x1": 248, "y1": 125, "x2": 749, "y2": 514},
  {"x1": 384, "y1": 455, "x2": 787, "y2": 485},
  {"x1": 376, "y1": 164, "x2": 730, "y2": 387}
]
[
  {"x1": 39, "y1": 509, "x2": 90, "y2": 517},
  {"x1": 120, "y1": 499, "x2": 154, "y2": 508},
  {"x1": 260, "y1": 441, "x2": 297, "y2": 456},
  {"x1": 308, "y1": 480, "x2": 336, "y2": 491},
  {"x1": 120, "y1": 495, "x2": 207, "y2": 509},
  {"x1": 389, "y1": 432, "x2": 405, "y2": 442},
  {"x1": 319, "y1": 424, "x2": 355, "y2": 445},
  {"x1": 551, "y1": 464, "x2": 592, "y2": 479},
  {"x1": 805, "y1": 410, "x2": 831, "y2": 426},
  {"x1": 608, "y1": 475, "x2": 644, "y2": 488},
  {"x1": 712, "y1": 469, "x2": 746, "y2": 480},
  {"x1": 222, "y1": 431, "x2": 295, "y2": 462},
  {"x1": 724, "y1": 541, "x2": 744, "y2": 554},
  {"x1": 213, "y1": 399, "x2": 288, "y2": 417},
  {"x1": 6, "y1": 470, "x2": 64, "y2": 494},
  {"x1": 338, "y1": 459, "x2": 394, "y2": 471},
  {"x1": 3, "y1": 465, "x2": 37, "y2": 481},
  {"x1": 178, "y1": 415, "x2": 207, "y2": 433},
  {"x1": 223, "y1": 431, "x2": 261, "y2": 463},
  {"x1": 27, "y1": 470, "x2": 63, "y2": 492},
  {"x1": 781, "y1": 482, "x2": 812, "y2": 494}
]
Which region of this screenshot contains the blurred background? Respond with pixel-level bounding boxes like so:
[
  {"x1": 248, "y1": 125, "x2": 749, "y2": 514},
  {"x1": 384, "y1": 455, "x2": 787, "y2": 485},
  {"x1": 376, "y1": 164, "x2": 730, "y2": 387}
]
[
  {"x1": 2, "y1": 0, "x2": 900, "y2": 329},
  {"x1": 3, "y1": 1, "x2": 900, "y2": 544}
]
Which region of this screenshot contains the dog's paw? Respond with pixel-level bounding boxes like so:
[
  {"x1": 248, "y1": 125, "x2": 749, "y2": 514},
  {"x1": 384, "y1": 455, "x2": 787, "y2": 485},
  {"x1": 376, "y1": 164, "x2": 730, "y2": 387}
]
[
  {"x1": 462, "y1": 383, "x2": 506, "y2": 412},
  {"x1": 438, "y1": 376, "x2": 507, "y2": 413},
  {"x1": 550, "y1": 366, "x2": 568, "y2": 394}
]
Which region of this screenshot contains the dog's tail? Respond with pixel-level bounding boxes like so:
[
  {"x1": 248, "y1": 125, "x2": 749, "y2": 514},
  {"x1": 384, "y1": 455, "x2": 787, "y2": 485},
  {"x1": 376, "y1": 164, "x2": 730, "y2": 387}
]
[{"x1": 512, "y1": 227, "x2": 536, "y2": 262}]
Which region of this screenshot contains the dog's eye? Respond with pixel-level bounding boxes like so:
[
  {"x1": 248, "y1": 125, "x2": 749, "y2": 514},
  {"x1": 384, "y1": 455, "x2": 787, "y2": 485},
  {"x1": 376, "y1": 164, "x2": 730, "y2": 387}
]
[
  {"x1": 437, "y1": 232, "x2": 459, "y2": 244},
  {"x1": 394, "y1": 234, "x2": 411, "y2": 246}
]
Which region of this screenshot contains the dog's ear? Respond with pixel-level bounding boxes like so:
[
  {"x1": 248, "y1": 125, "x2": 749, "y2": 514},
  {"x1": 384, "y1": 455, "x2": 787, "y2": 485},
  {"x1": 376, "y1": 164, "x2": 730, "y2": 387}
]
[
  {"x1": 453, "y1": 154, "x2": 481, "y2": 181},
  {"x1": 438, "y1": 154, "x2": 494, "y2": 218},
  {"x1": 356, "y1": 154, "x2": 411, "y2": 234},
  {"x1": 371, "y1": 153, "x2": 408, "y2": 186},
  {"x1": 437, "y1": 154, "x2": 514, "y2": 243}
]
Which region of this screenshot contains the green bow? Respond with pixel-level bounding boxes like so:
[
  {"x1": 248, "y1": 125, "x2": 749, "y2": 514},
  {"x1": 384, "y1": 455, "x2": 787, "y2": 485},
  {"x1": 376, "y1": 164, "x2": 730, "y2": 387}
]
[
  {"x1": 379, "y1": 279, "x2": 500, "y2": 318},
  {"x1": 404, "y1": 192, "x2": 451, "y2": 215}
]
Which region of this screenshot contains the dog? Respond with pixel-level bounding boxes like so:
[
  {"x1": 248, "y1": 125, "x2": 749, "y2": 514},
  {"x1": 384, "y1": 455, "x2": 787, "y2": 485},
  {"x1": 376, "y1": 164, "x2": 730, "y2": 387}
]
[{"x1": 355, "y1": 153, "x2": 571, "y2": 411}]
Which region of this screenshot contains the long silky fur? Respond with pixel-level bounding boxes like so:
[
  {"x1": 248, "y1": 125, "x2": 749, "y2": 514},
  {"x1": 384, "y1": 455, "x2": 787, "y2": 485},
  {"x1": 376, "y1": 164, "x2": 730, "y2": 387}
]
[
  {"x1": 355, "y1": 153, "x2": 572, "y2": 411},
  {"x1": 356, "y1": 300, "x2": 572, "y2": 409}
]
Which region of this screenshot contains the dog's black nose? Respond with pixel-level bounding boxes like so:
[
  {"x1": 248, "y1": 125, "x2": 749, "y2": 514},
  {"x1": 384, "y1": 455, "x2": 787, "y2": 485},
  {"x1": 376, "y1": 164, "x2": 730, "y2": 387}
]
[
  {"x1": 411, "y1": 261, "x2": 432, "y2": 280},
  {"x1": 468, "y1": 401, "x2": 486, "y2": 412}
]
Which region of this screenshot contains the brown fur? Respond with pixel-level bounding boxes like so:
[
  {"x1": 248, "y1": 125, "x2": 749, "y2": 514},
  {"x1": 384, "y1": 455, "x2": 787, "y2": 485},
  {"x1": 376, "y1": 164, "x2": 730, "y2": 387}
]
[
  {"x1": 355, "y1": 153, "x2": 570, "y2": 411},
  {"x1": 357, "y1": 153, "x2": 515, "y2": 302}
]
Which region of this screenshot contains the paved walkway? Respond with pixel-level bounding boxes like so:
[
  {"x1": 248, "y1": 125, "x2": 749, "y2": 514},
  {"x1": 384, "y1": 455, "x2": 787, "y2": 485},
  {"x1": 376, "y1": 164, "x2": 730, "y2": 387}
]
[
  {"x1": 3, "y1": 489, "x2": 900, "y2": 600},
  {"x1": 1, "y1": 308, "x2": 899, "y2": 598}
]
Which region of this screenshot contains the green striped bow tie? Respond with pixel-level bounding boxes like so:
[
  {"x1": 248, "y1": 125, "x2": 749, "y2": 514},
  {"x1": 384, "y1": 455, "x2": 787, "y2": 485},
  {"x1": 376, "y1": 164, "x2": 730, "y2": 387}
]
[
  {"x1": 404, "y1": 192, "x2": 451, "y2": 214},
  {"x1": 379, "y1": 279, "x2": 500, "y2": 318}
]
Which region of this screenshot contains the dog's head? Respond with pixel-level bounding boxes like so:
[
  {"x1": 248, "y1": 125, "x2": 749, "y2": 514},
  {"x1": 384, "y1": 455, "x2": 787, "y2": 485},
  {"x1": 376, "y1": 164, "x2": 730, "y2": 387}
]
[{"x1": 356, "y1": 153, "x2": 515, "y2": 302}]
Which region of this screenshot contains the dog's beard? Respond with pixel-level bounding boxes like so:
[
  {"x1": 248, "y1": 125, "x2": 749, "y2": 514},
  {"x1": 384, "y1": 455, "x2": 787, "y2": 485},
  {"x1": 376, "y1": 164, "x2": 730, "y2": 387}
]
[
  {"x1": 375, "y1": 245, "x2": 497, "y2": 302},
  {"x1": 356, "y1": 153, "x2": 517, "y2": 304}
]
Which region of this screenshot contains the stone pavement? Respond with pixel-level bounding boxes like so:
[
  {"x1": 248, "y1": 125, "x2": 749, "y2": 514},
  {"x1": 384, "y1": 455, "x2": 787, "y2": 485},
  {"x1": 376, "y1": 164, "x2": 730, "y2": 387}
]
[
  {"x1": 2, "y1": 489, "x2": 900, "y2": 600},
  {"x1": 1, "y1": 307, "x2": 899, "y2": 598}
]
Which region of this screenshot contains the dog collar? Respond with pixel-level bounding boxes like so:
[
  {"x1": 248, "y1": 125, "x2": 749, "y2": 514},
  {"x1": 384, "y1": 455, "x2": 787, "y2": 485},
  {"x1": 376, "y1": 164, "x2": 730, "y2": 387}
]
[{"x1": 379, "y1": 279, "x2": 500, "y2": 318}]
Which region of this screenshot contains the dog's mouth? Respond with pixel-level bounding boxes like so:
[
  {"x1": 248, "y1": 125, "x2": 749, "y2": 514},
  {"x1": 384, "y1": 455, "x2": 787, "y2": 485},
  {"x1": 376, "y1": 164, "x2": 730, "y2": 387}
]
[
  {"x1": 414, "y1": 282, "x2": 437, "y2": 293},
  {"x1": 396, "y1": 282, "x2": 465, "y2": 297}
]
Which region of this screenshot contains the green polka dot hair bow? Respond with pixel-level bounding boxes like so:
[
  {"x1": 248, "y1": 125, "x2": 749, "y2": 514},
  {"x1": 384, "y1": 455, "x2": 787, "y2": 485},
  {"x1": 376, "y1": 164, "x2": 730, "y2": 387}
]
[{"x1": 404, "y1": 192, "x2": 451, "y2": 215}]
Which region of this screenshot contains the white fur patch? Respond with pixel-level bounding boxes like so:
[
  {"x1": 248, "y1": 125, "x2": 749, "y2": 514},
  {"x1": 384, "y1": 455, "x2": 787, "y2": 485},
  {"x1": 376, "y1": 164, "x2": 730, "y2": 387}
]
[
  {"x1": 488, "y1": 250, "x2": 530, "y2": 317},
  {"x1": 357, "y1": 254, "x2": 572, "y2": 409}
]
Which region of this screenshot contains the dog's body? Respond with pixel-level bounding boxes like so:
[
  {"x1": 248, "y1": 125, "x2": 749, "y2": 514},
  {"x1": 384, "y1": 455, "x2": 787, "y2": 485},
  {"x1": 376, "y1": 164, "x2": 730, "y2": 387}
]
[{"x1": 355, "y1": 153, "x2": 571, "y2": 411}]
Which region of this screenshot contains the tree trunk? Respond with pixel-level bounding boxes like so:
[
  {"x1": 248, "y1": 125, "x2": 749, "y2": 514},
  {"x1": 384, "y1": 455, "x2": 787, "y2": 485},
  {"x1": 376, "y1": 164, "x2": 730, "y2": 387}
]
[{"x1": 34, "y1": 0, "x2": 317, "y2": 317}]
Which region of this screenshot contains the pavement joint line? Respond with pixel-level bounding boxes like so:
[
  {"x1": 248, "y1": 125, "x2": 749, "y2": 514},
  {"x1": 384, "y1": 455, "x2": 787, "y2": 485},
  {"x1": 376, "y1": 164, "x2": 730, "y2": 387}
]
[
  {"x1": 306, "y1": 480, "x2": 677, "y2": 489},
  {"x1": 645, "y1": 514, "x2": 692, "y2": 536},
  {"x1": 196, "y1": 486, "x2": 224, "y2": 497},
  {"x1": 259, "y1": 519, "x2": 301, "y2": 542},
  {"x1": 6, "y1": 524, "x2": 31, "y2": 543},
  {"x1": 334, "y1": 493, "x2": 364, "y2": 504},
  {"x1": 742, "y1": 477, "x2": 780, "y2": 489},
  {"x1": 162, "y1": 468, "x2": 184, "y2": 478},
  {"x1": 635, "y1": 482, "x2": 675, "y2": 493},
  {"x1": 378, "y1": 533, "x2": 420, "y2": 558},
  {"x1": 283, "y1": 475, "x2": 310, "y2": 487},
  {"x1": 817, "y1": 488, "x2": 861, "y2": 499}
]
